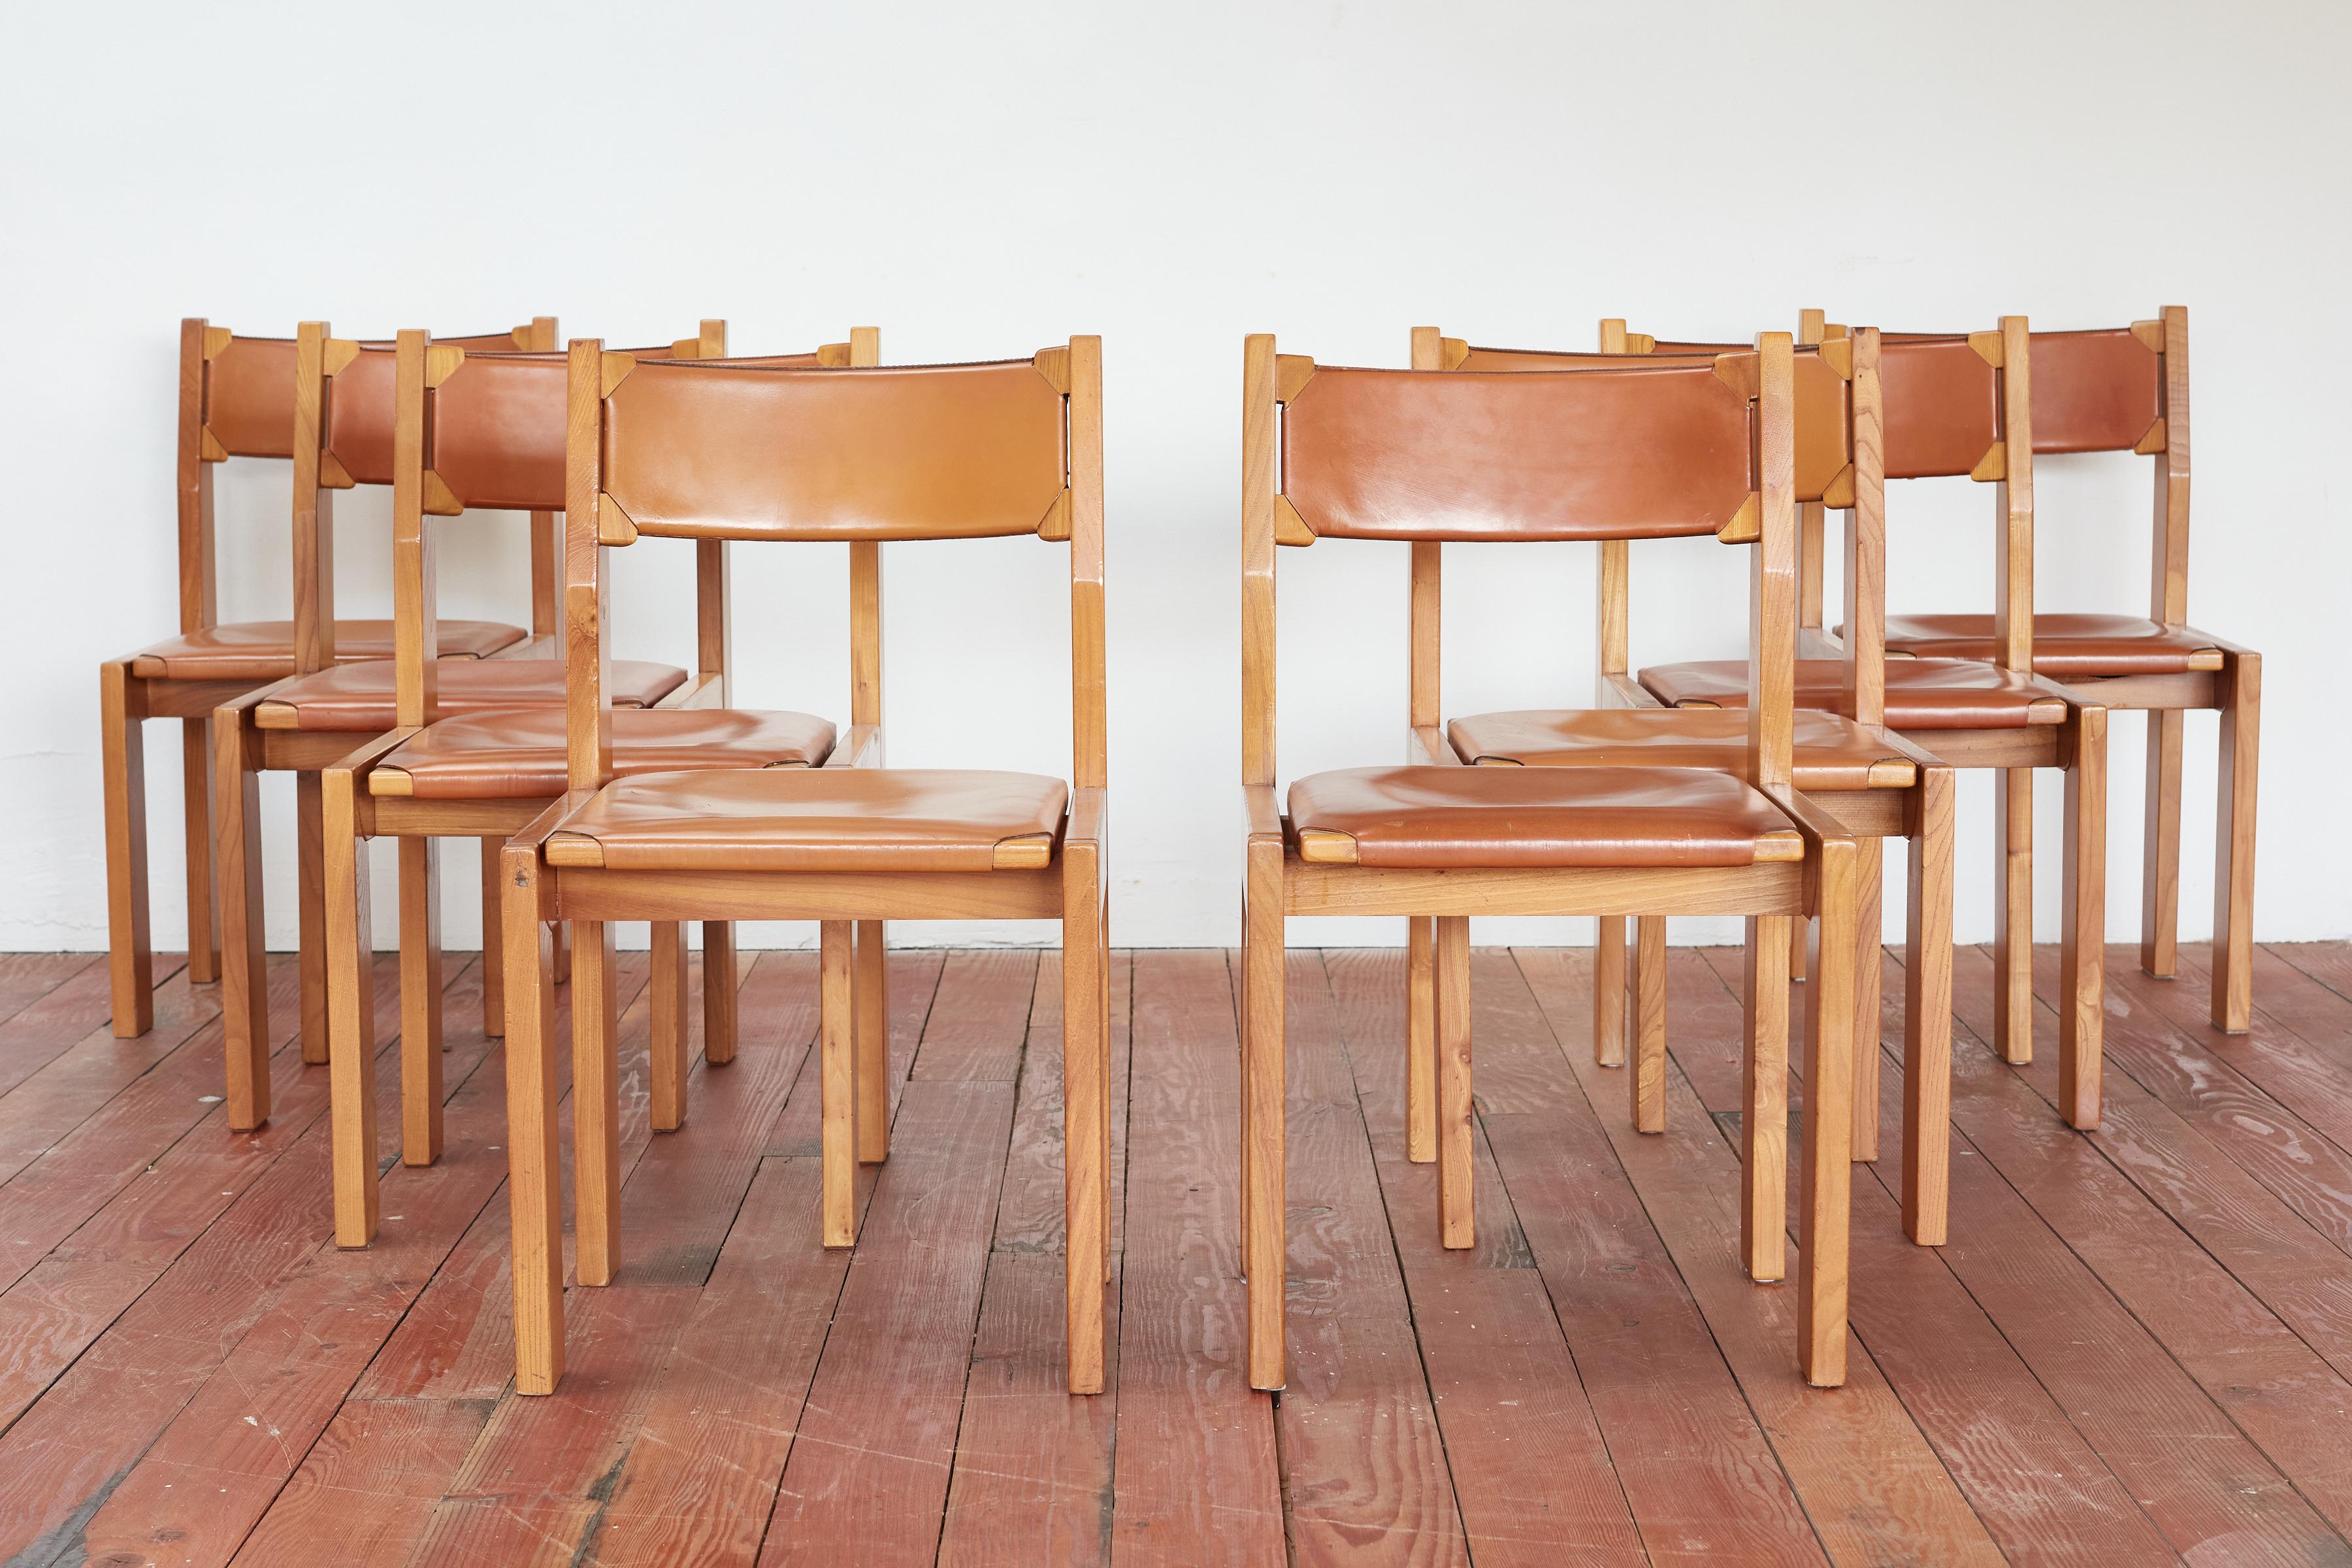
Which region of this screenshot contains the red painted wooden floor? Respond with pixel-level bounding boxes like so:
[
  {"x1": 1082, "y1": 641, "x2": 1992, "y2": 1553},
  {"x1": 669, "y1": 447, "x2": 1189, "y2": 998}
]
[{"x1": 0, "y1": 940, "x2": 2348, "y2": 1565}]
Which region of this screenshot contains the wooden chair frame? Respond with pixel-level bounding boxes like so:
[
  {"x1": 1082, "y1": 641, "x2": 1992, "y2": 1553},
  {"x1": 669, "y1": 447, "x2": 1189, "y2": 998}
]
[
  {"x1": 1416, "y1": 324, "x2": 1958, "y2": 1244},
  {"x1": 500, "y1": 335, "x2": 1110, "y2": 1396},
  {"x1": 317, "y1": 323, "x2": 849, "y2": 1247},
  {"x1": 1622, "y1": 314, "x2": 2112, "y2": 1130},
  {"x1": 1243, "y1": 331, "x2": 1860, "y2": 1390},
  {"x1": 101, "y1": 320, "x2": 536, "y2": 1038}
]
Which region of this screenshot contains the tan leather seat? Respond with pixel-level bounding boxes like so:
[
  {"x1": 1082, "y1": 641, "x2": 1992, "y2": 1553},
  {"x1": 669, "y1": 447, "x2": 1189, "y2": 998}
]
[
  {"x1": 1285, "y1": 766, "x2": 1802, "y2": 868},
  {"x1": 128, "y1": 618, "x2": 527, "y2": 681},
  {"x1": 546, "y1": 768, "x2": 1070, "y2": 872},
  {"x1": 1874, "y1": 612, "x2": 2224, "y2": 678},
  {"x1": 1640, "y1": 657, "x2": 2067, "y2": 729},
  {"x1": 373, "y1": 708, "x2": 839, "y2": 799},
  {"x1": 252, "y1": 658, "x2": 687, "y2": 732},
  {"x1": 1447, "y1": 707, "x2": 1914, "y2": 792}
]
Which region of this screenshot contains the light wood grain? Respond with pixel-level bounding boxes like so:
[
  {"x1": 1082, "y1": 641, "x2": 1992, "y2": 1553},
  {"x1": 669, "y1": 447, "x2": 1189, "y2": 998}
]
[
  {"x1": 1742, "y1": 913, "x2": 1792, "y2": 1281},
  {"x1": 572, "y1": 920, "x2": 621, "y2": 1283},
  {"x1": 1903, "y1": 762, "x2": 1955, "y2": 1244},
  {"x1": 2210, "y1": 651, "x2": 2259, "y2": 1031},
  {"x1": 821, "y1": 919, "x2": 857, "y2": 1247}
]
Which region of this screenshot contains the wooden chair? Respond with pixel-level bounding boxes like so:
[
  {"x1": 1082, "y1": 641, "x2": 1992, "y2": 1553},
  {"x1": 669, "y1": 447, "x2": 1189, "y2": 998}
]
[
  {"x1": 1420, "y1": 325, "x2": 1958, "y2": 1244},
  {"x1": 500, "y1": 335, "x2": 1110, "y2": 1396},
  {"x1": 101, "y1": 321, "x2": 538, "y2": 1038},
  {"x1": 1629, "y1": 318, "x2": 2113, "y2": 1129},
  {"x1": 319, "y1": 327, "x2": 860, "y2": 1247},
  {"x1": 1243, "y1": 331, "x2": 1861, "y2": 1390},
  {"x1": 210, "y1": 321, "x2": 716, "y2": 1132},
  {"x1": 1871, "y1": 310, "x2": 2256, "y2": 1031}
]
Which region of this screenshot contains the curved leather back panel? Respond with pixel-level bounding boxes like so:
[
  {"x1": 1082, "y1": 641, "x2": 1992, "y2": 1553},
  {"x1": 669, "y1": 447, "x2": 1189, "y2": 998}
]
[
  {"x1": 1282, "y1": 363, "x2": 1755, "y2": 542},
  {"x1": 323, "y1": 333, "x2": 535, "y2": 488},
  {"x1": 204, "y1": 337, "x2": 297, "y2": 458},
  {"x1": 1880, "y1": 336, "x2": 1999, "y2": 480},
  {"x1": 1456, "y1": 343, "x2": 1850, "y2": 504},
  {"x1": 2031, "y1": 329, "x2": 2160, "y2": 454},
  {"x1": 602, "y1": 359, "x2": 1068, "y2": 541},
  {"x1": 433, "y1": 349, "x2": 821, "y2": 512}
]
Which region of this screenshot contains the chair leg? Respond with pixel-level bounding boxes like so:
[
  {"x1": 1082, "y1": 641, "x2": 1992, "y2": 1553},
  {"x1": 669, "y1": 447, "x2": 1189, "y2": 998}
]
[
  {"x1": 1991, "y1": 766, "x2": 2034, "y2": 1066},
  {"x1": 1237, "y1": 891, "x2": 1252, "y2": 1273},
  {"x1": 820, "y1": 920, "x2": 858, "y2": 1248},
  {"x1": 324, "y1": 770, "x2": 378, "y2": 1248},
  {"x1": 1244, "y1": 836, "x2": 1286, "y2": 1390},
  {"x1": 1629, "y1": 916, "x2": 1667, "y2": 1134},
  {"x1": 1435, "y1": 914, "x2": 1475, "y2": 1249},
  {"x1": 180, "y1": 716, "x2": 219, "y2": 986},
  {"x1": 551, "y1": 919, "x2": 572, "y2": 985},
  {"x1": 1903, "y1": 767, "x2": 1955, "y2": 1246},
  {"x1": 1063, "y1": 844, "x2": 1107, "y2": 1395},
  {"x1": 702, "y1": 921, "x2": 738, "y2": 1064},
  {"x1": 572, "y1": 921, "x2": 621, "y2": 1283},
  {"x1": 2210, "y1": 653, "x2": 2260, "y2": 1033},
  {"x1": 856, "y1": 920, "x2": 889, "y2": 1162},
  {"x1": 296, "y1": 774, "x2": 329, "y2": 1066},
  {"x1": 398, "y1": 838, "x2": 444, "y2": 1165},
  {"x1": 1800, "y1": 836, "x2": 1857, "y2": 1389},
  {"x1": 1852, "y1": 839, "x2": 1884, "y2": 1163},
  {"x1": 214, "y1": 705, "x2": 270, "y2": 1129},
  {"x1": 1592, "y1": 914, "x2": 1627, "y2": 1067},
  {"x1": 502, "y1": 844, "x2": 565, "y2": 1395},
  {"x1": 478, "y1": 840, "x2": 505, "y2": 1038},
  {"x1": 1741, "y1": 915, "x2": 1792, "y2": 1282},
  {"x1": 2140, "y1": 707, "x2": 2184, "y2": 979},
  {"x1": 2059, "y1": 708, "x2": 2109, "y2": 1130},
  {"x1": 1788, "y1": 907, "x2": 1808, "y2": 984},
  {"x1": 649, "y1": 922, "x2": 689, "y2": 1133},
  {"x1": 101, "y1": 664, "x2": 154, "y2": 1039},
  {"x1": 1406, "y1": 917, "x2": 1437, "y2": 1160}
]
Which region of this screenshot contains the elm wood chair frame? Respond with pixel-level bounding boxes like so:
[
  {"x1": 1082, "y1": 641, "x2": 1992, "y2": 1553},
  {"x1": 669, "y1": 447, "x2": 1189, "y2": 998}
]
[
  {"x1": 1414, "y1": 325, "x2": 1958, "y2": 1243},
  {"x1": 1623, "y1": 316, "x2": 2113, "y2": 1129},
  {"x1": 208, "y1": 321, "x2": 711, "y2": 1132},
  {"x1": 101, "y1": 320, "x2": 542, "y2": 1039},
  {"x1": 1243, "y1": 331, "x2": 1863, "y2": 1390},
  {"x1": 318, "y1": 326, "x2": 859, "y2": 1247},
  {"x1": 1870, "y1": 309, "x2": 2255, "y2": 1031},
  {"x1": 500, "y1": 335, "x2": 1111, "y2": 1396}
]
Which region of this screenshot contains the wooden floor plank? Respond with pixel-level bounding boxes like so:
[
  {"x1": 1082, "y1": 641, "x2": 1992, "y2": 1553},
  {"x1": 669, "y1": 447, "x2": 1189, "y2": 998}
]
[
  {"x1": 0, "y1": 951, "x2": 172, "y2": 1102},
  {"x1": 754, "y1": 938, "x2": 1037, "y2": 1567},
  {"x1": 227, "y1": 1395, "x2": 495, "y2": 1568},
  {"x1": 1686, "y1": 946, "x2": 2179, "y2": 1566},
  {"x1": 1486, "y1": 948, "x2": 1829, "y2": 1567},
  {"x1": 1273, "y1": 953, "x2": 1467, "y2": 1568},
  {"x1": 1514, "y1": 946, "x2": 2005, "y2": 1567},
  {"x1": 936, "y1": 952, "x2": 1132, "y2": 1566},
  {"x1": 1108, "y1": 951, "x2": 1284, "y2": 1567},
  {"x1": 402, "y1": 950, "x2": 788, "y2": 1567},
  {"x1": 0, "y1": 953, "x2": 108, "y2": 1041},
  {"x1": 1323, "y1": 949, "x2": 1652, "y2": 1568},
  {"x1": 1918, "y1": 944, "x2": 2352, "y2": 1558}
]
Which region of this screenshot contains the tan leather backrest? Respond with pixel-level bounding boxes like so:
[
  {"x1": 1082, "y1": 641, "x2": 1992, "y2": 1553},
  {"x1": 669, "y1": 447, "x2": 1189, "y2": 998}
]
[
  {"x1": 1456, "y1": 343, "x2": 1852, "y2": 504},
  {"x1": 203, "y1": 336, "x2": 298, "y2": 459},
  {"x1": 323, "y1": 333, "x2": 545, "y2": 488},
  {"x1": 2030, "y1": 328, "x2": 2161, "y2": 454},
  {"x1": 1281, "y1": 360, "x2": 1756, "y2": 542},
  {"x1": 431, "y1": 350, "x2": 822, "y2": 513},
  {"x1": 600, "y1": 357, "x2": 1070, "y2": 541},
  {"x1": 1880, "y1": 335, "x2": 2001, "y2": 480}
]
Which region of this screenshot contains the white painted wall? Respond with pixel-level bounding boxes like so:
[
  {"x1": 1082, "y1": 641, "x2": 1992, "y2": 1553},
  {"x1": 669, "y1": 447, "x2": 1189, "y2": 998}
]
[{"x1": 4, "y1": 0, "x2": 2345, "y2": 953}]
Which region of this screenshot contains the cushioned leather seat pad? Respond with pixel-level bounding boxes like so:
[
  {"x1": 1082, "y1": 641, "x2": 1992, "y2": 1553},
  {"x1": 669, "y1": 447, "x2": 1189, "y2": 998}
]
[
  {"x1": 1640, "y1": 658, "x2": 2066, "y2": 730},
  {"x1": 549, "y1": 768, "x2": 1070, "y2": 872},
  {"x1": 1447, "y1": 708, "x2": 1913, "y2": 792},
  {"x1": 378, "y1": 708, "x2": 838, "y2": 800},
  {"x1": 1874, "y1": 612, "x2": 2224, "y2": 678},
  {"x1": 129, "y1": 618, "x2": 527, "y2": 681},
  {"x1": 1286, "y1": 766, "x2": 1800, "y2": 869},
  {"x1": 256, "y1": 658, "x2": 687, "y2": 732}
]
